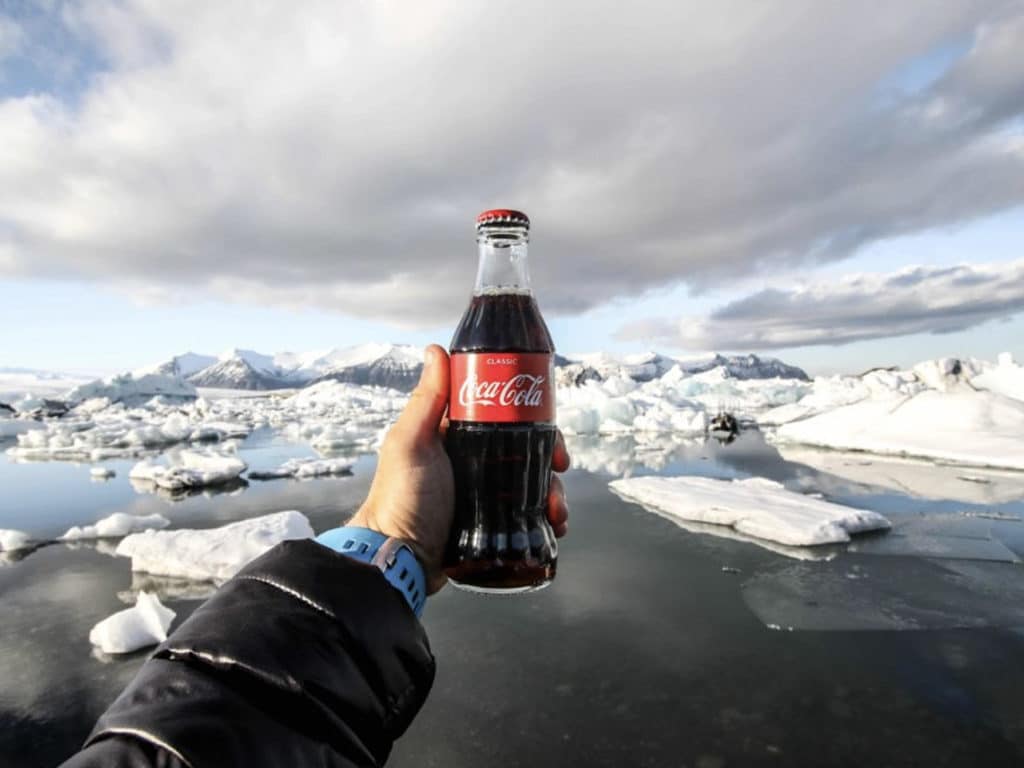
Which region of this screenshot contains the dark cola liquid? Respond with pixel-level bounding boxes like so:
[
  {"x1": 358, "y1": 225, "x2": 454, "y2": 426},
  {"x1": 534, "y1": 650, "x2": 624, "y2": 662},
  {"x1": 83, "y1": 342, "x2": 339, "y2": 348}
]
[{"x1": 444, "y1": 292, "x2": 558, "y2": 592}]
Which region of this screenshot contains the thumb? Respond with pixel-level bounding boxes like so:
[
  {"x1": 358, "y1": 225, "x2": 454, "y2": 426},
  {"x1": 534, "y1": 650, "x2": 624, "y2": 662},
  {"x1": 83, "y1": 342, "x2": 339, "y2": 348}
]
[{"x1": 394, "y1": 344, "x2": 450, "y2": 441}]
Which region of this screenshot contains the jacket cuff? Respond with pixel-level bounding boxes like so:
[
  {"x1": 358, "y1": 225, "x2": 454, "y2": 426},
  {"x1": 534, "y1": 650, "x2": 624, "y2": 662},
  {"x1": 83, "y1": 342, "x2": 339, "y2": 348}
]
[{"x1": 85, "y1": 539, "x2": 435, "y2": 767}]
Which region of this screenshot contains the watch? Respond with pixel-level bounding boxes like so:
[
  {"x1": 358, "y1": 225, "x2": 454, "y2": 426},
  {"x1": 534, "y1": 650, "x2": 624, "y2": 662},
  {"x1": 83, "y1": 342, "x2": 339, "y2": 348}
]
[{"x1": 316, "y1": 526, "x2": 427, "y2": 617}]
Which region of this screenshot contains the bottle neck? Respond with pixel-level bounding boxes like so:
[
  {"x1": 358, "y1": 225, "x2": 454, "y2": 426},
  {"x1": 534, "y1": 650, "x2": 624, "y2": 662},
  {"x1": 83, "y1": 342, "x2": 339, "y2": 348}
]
[{"x1": 474, "y1": 229, "x2": 532, "y2": 295}]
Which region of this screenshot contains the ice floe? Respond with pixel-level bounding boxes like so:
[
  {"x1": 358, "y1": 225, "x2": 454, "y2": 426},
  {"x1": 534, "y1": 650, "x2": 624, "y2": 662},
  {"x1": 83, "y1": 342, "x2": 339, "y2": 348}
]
[
  {"x1": 89, "y1": 591, "x2": 176, "y2": 654},
  {"x1": 61, "y1": 513, "x2": 170, "y2": 541},
  {"x1": 129, "y1": 449, "x2": 247, "y2": 492},
  {"x1": 115, "y1": 510, "x2": 314, "y2": 581},
  {"x1": 610, "y1": 475, "x2": 890, "y2": 547},
  {"x1": 6, "y1": 376, "x2": 404, "y2": 462},
  {"x1": 90, "y1": 467, "x2": 116, "y2": 480},
  {"x1": 6, "y1": 353, "x2": 1024, "y2": 476},
  {"x1": 248, "y1": 457, "x2": 354, "y2": 480}
]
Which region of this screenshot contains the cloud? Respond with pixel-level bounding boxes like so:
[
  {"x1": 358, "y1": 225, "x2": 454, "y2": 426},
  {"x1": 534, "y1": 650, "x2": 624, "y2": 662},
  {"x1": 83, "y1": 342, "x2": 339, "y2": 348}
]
[
  {"x1": 617, "y1": 260, "x2": 1024, "y2": 350},
  {"x1": 0, "y1": 2, "x2": 1023, "y2": 325}
]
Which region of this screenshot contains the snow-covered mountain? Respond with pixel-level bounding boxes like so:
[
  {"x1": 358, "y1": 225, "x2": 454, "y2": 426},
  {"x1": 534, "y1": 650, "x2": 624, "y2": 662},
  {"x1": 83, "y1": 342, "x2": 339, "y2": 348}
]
[
  {"x1": 186, "y1": 350, "x2": 295, "y2": 390},
  {"x1": 140, "y1": 344, "x2": 425, "y2": 391},
  {"x1": 136, "y1": 352, "x2": 217, "y2": 379},
  {"x1": 307, "y1": 344, "x2": 423, "y2": 390},
  {"x1": 125, "y1": 346, "x2": 808, "y2": 393},
  {"x1": 679, "y1": 353, "x2": 809, "y2": 381},
  {"x1": 566, "y1": 352, "x2": 809, "y2": 382}
]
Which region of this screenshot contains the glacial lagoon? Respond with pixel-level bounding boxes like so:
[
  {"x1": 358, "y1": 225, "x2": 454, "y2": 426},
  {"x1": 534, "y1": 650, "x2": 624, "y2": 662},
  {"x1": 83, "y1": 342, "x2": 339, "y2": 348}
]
[{"x1": 2, "y1": 430, "x2": 1024, "y2": 766}]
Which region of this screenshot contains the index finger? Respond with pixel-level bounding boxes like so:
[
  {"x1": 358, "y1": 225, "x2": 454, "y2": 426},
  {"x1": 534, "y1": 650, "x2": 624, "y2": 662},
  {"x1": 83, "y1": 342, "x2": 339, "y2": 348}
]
[{"x1": 552, "y1": 428, "x2": 570, "y2": 473}]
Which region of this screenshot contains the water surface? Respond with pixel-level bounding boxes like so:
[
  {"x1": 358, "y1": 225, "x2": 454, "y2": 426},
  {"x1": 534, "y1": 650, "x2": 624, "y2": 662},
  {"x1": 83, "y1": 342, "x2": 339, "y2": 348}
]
[{"x1": 2, "y1": 432, "x2": 1024, "y2": 766}]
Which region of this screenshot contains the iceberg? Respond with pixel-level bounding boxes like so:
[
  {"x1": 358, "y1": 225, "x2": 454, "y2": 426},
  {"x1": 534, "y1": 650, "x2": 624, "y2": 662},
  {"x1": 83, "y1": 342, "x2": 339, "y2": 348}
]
[
  {"x1": 129, "y1": 449, "x2": 247, "y2": 491},
  {"x1": 60, "y1": 513, "x2": 170, "y2": 541},
  {"x1": 0, "y1": 529, "x2": 32, "y2": 552},
  {"x1": 65, "y1": 371, "x2": 197, "y2": 406},
  {"x1": 610, "y1": 475, "x2": 890, "y2": 547},
  {"x1": 115, "y1": 510, "x2": 314, "y2": 581},
  {"x1": 248, "y1": 457, "x2": 354, "y2": 480},
  {"x1": 971, "y1": 352, "x2": 1024, "y2": 403},
  {"x1": 773, "y1": 388, "x2": 1024, "y2": 470},
  {"x1": 89, "y1": 592, "x2": 176, "y2": 654},
  {"x1": 554, "y1": 364, "x2": 806, "y2": 436},
  {"x1": 90, "y1": 467, "x2": 116, "y2": 480}
]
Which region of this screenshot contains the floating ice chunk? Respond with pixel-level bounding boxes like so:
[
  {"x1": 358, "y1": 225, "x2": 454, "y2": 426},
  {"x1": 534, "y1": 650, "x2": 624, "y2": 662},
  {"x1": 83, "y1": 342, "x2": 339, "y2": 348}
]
[
  {"x1": 89, "y1": 592, "x2": 176, "y2": 654},
  {"x1": 190, "y1": 421, "x2": 252, "y2": 441},
  {"x1": 556, "y1": 405, "x2": 601, "y2": 435},
  {"x1": 610, "y1": 476, "x2": 890, "y2": 547},
  {"x1": 248, "y1": 457, "x2": 354, "y2": 480},
  {"x1": 60, "y1": 513, "x2": 170, "y2": 541},
  {"x1": 90, "y1": 467, "x2": 116, "y2": 480},
  {"x1": 310, "y1": 424, "x2": 376, "y2": 450},
  {"x1": 962, "y1": 511, "x2": 1021, "y2": 522},
  {"x1": 601, "y1": 375, "x2": 637, "y2": 397},
  {"x1": 0, "y1": 529, "x2": 32, "y2": 552},
  {"x1": 129, "y1": 449, "x2": 247, "y2": 491},
  {"x1": 116, "y1": 510, "x2": 314, "y2": 581}
]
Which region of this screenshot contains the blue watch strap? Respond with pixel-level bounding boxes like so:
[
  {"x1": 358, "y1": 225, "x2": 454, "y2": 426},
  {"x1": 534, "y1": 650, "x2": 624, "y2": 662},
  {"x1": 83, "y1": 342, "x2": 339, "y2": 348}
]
[{"x1": 316, "y1": 526, "x2": 427, "y2": 617}]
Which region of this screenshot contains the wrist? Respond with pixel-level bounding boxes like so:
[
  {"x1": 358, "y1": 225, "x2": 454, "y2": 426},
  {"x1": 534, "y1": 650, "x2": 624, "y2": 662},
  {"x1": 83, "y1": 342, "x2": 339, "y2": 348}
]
[{"x1": 316, "y1": 525, "x2": 427, "y2": 617}]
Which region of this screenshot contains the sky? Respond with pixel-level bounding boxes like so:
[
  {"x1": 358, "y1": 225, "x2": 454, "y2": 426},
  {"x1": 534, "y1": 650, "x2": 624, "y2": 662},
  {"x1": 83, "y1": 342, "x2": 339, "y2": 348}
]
[{"x1": 1, "y1": 1, "x2": 1023, "y2": 376}]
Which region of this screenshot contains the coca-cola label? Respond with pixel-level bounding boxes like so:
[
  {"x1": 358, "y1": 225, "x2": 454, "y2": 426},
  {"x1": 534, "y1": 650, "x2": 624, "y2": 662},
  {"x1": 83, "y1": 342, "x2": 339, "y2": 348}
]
[{"x1": 448, "y1": 353, "x2": 555, "y2": 423}]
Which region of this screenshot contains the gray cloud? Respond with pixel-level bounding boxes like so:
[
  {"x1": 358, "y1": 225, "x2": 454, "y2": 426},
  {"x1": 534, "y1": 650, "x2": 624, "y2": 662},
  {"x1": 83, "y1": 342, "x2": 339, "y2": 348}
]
[
  {"x1": 617, "y1": 260, "x2": 1024, "y2": 350},
  {"x1": 0, "y1": 1, "x2": 1023, "y2": 325}
]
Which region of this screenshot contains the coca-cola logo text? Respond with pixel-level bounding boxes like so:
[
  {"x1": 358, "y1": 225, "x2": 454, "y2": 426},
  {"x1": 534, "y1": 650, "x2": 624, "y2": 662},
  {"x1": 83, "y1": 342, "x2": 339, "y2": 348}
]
[{"x1": 458, "y1": 374, "x2": 546, "y2": 409}]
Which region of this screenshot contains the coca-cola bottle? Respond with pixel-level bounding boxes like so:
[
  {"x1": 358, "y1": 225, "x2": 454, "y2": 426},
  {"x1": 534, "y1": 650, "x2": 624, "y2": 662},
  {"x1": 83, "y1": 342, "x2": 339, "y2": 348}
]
[{"x1": 444, "y1": 209, "x2": 558, "y2": 592}]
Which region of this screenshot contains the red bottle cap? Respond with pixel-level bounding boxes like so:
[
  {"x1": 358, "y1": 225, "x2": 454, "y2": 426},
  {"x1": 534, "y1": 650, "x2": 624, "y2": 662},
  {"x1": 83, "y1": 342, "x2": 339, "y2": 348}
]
[{"x1": 476, "y1": 209, "x2": 530, "y2": 229}]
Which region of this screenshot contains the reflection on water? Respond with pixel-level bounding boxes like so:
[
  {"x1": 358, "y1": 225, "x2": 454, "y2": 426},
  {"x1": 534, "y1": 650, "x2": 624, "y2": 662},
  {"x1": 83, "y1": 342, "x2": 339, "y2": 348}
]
[
  {"x1": 776, "y1": 444, "x2": 1024, "y2": 505},
  {"x1": 128, "y1": 476, "x2": 250, "y2": 502},
  {"x1": 571, "y1": 430, "x2": 1024, "y2": 633},
  {"x1": 744, "y1": 556, "x2": 1024, "y2": 631},
  {"x1": 117, "y1": 572, "x2": 219, "y2": 604},
  {"x1": 3, "y1": 430, "x2": 1024, "y2": 765}
]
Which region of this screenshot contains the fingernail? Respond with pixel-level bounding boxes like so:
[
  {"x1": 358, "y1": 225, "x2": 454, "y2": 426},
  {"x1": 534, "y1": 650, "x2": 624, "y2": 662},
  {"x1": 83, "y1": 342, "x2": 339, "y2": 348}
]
[{"x1": 421, "y1": 347, "x2": 434, "y2": 376}]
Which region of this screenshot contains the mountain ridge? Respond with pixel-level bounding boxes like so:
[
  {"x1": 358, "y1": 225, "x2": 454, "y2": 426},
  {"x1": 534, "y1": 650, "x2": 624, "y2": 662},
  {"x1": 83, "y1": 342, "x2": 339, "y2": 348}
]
[{"x1": 135, "y1": 346, "x2": 810, "y2": 392}]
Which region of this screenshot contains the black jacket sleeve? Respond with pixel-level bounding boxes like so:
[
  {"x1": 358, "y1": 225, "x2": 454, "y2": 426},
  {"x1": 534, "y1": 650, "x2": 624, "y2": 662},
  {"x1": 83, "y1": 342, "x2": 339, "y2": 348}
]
[{"x1": 60, "y1": 539, "x2": 436, "y2": 768}]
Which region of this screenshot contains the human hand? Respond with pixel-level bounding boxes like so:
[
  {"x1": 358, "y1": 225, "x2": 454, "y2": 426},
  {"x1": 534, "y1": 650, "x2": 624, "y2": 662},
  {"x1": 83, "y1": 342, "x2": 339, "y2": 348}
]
[{"x1": 349, "y1": 344, "x2": 570, "y2": 594}]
